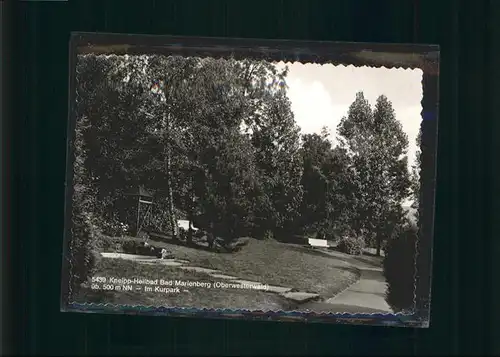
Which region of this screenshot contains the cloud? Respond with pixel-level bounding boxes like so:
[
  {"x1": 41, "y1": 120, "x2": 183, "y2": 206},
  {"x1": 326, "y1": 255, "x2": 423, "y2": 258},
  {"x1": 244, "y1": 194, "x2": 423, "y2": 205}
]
[
  {"x1": 286, "y1": 78, "x2": 339, "y2": 140},
  {"x1": 279, "y1": 62, "x2": 423, "y2": 167}
]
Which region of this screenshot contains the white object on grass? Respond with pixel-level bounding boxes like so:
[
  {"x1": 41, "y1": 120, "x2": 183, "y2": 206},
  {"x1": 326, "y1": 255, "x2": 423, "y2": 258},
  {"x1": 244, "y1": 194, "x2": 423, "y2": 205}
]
[{"x1": 177, "y1": 220, "x2": 199, "y2": 231}]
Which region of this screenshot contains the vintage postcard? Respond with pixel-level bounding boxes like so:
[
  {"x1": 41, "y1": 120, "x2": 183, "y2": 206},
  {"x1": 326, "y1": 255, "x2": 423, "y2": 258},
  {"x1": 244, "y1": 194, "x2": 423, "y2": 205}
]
[{"x1": 61, "y1": 32, "x2": 439, "y2": 328}]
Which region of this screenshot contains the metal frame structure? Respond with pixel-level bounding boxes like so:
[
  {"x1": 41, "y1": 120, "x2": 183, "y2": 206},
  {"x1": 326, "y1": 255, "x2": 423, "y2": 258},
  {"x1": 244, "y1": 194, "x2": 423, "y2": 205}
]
[{"x1": 125, "y1": 186, "x2": 153, "y2": 237}]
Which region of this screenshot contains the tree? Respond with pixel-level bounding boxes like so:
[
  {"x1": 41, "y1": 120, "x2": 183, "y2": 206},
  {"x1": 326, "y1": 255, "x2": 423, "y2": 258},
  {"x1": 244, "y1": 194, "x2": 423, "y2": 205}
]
[
  {"x1": 183, "y1": 58, "x2": 260, "y2": 242},
  {"x1": 73, "y1": 55, "x2": 312, "y2": 248},
  {"x1": 410, "y1": 127, "x2": 422, "y2": 222},
  {"x1": 184, "y1": 58, "x2": 305, "y2": 241},
  {"x1": 298, "y1": 127, "x2": 361, "y2": 240},
  {"x1": 299, "y1": 128, "x2": 348, "y2": 236},
  {"x1": 104, "y1": 54, "x2": 203, "y2": 239},
  {"x1": 74, "y1": 54, "x2": 174, "y2": 235},
  {"x1": 325, "y1": 146, "x2": 359, "y2": 236},
  {"x1": 141, "y1": 56, "x2": 204, "y2": 239},
  {"x1": 299, "y1": 131, "x2": 334, "y2": 235},
  {"x1": 242, "y1": 65, "x2": 303, "y2": 239},
  {"x1": 73, "y1": 55, "x2": 140, "y2": 234},
  {"x1": 337, "y1": 92, "x2": 412, "y2": 256}
]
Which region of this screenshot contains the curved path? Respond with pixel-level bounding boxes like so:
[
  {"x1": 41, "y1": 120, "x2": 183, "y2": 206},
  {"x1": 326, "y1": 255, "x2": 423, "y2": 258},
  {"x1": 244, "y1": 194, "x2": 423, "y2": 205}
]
[{"x1": 299, "y1": 256, "x2": 392, "y2": 314}]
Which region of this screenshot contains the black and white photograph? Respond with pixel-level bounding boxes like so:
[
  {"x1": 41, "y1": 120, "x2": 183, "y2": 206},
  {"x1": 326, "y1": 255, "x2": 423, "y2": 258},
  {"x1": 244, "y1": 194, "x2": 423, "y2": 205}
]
[{"x1": 61, "y1": 34, "x2": 438, "y2": 326}]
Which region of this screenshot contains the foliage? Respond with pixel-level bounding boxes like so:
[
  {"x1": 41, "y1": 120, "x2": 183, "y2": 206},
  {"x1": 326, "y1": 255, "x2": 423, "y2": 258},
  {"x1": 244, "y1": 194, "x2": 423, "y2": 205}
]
[
  {"x1": 77, "y1": 55, "x2": 307, "y2": 241},
  {"x1": 250, "y1": 88, "x2": 304, "y2": 239},
  {"x1": 299, "y1": 132, "x2": 333, "y2": 234},
  {"x1": 120, "y1": 240, "x2": 162, "y2": 256},
  {"x1": 182, "y1": 59, "x2": 262, "y2": 242},
  {"x1": 383, "y1": 224, "x2": 418, "y2": 312},
  {"x1": 336, "y1": 92, "x2": 412, "y2": 256},
  {"x1": 337, "y1": 235, "x2": 366, "y2": 256},
  {"x1": 261, "y1": 230, "x2": 274, "y2": 241},
  {"x1": 298, "y1": 129, "x2": 355, "y2": 239},
  {"x1": 68, "y1": 201, "x2": 102, "y2": 299},
  {"x1": 410, "y1": 127, "x2": 422, "y2": 222},
  {"x1": 66, "y1": 115, "x2": 101, "y2": 301},
  {"x1": 96, "y1": 235, "x2": 123, "y2": 252}
]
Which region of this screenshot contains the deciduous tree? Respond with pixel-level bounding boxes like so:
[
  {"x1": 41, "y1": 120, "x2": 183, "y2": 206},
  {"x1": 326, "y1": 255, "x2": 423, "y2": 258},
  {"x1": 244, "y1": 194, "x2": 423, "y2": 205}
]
[{"x1": 337, "y1": 92, "x2": 412, "y2": 256}]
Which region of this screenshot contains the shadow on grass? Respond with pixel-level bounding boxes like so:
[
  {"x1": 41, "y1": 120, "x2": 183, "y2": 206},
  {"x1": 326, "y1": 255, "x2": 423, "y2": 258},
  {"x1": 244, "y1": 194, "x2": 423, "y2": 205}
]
[
  {"x1": 162, "y1": 239, "x2": 361, "y2": 299},
  {"x1": 149, "y1": 234, "x2": 217, "y2": 252},
  {"x1": 147, "y1": 232, "x2": 246, "y2": 254}
]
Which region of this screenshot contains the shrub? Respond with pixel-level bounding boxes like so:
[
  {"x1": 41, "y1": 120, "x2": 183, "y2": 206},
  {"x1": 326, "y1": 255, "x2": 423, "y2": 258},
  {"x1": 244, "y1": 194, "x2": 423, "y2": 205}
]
[
  {"x1": 337, "y1": 235, "x2": 365, "y2": 255},
  {"x1": 120, "y1": 239, "x2": 159, "y2": 256},
  {"x1": 227, "y1": 237, "x2": 251, "y2": 252},
  {"x1": 263, "y1": 230, "x2": 274, "y2": 240},
  {"x1": 100, "y1": 219, "x2": 130, "y2": 237},
  {"x1": 315, "y1": 231, "x2": 326, "y2": 240},
  {"x1": 65, "y1": 115, "x2": 102, "y2": 303},
  {"x1": 178, "y1": 227, "x2": 188, "y2": 241},
  {"x1": 383, "y1": 225, "x2": 418, "y2": 313},
  {"x1": 66, "y1": 197, "x2": 101, "y2": 302},
  {"x1": 96, "y1": 235, "x2": 122, "y2": 252},
  {"x1": 97, "y1": 235, "x2": 158, "y2": 256},
  {"x1": 146, "y1": 205, "x2": 186, "y2": 234},
  {"x1": 120, "y1": 239, "x2": 143, "y2": 254}
]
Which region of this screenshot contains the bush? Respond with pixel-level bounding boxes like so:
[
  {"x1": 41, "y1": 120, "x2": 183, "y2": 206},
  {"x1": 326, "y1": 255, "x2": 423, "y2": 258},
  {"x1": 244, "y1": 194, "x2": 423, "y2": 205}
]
[
  {"x1": 66, "y1": 199, "x2": 101, "y2": 302},
  {"x1": 337, "y1": 235, "x2": 365, "y2": 255},
  {"x1": 121, "y1": 239, "x2": 144, "y2": 254},
  {"x1": 65, "y1": 116, "x2": 102, "y2": 303},
  {"x1": 104, "y1": 237, "x2": 155, "y2": 256},
  {"x1": 100, "y1": 219, "x2": 130, "y2": 237},
  {"x1": 121, "y1": 239, "x2": 158, "y2": 256},
  {"x1": 227, "y1": 237, "x2": 251, "y2": 252},
  {"x1": 263, "y1": 230, "x2": 274, "y2": 240},
  {"x1": 146, "y1": 206, "x2": 186, "y2": 234},
  {"x1": 97, "y1": 235, "x2": 148, "y2": 253},
  {"x1": 96, "y1": 235, "x2": 122, "y2": 252},
  {"x1": 383, "y1": 225, "x2": 418, "y2": 313}
]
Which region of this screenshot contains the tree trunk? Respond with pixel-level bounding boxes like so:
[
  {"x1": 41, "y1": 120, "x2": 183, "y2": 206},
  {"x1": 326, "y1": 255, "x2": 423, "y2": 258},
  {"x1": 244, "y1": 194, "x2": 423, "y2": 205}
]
[
  {"x1": 187, "y1": 176, "x2": 195, "y2": 245},
  {"x1": 207, "y1": 232, "x2": 215, "y2": 250},
  {"x1": 207, "y1": 221, "x2": 216, "y2": 250},
  {"x1": 164, "y1": 112, "x2": 178, "y2": 240}
]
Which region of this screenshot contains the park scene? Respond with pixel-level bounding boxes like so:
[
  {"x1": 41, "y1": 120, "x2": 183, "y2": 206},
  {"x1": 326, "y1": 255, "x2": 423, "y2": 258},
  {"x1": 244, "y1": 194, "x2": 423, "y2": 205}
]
[{"x1": 64, "y1": 53, "x2": 423, "y2": 315}]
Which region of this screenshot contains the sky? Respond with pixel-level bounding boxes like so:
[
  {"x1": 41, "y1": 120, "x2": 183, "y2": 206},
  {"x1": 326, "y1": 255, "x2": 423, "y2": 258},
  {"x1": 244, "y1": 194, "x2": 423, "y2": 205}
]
[{"x1": 274, "y1": 62, "x2": 423, "y2": 170}]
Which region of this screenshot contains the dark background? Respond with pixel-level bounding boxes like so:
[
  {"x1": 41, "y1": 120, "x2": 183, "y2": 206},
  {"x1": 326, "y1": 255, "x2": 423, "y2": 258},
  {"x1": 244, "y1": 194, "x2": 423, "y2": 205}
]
[{"x1": 3, "y1": 0, "x2": 498, "y2": 355}]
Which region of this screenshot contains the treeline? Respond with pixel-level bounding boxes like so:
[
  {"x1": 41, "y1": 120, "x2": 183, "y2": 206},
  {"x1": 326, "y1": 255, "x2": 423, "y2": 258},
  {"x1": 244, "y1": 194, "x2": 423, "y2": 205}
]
[{"x1": 72, "y1": 54, "x2": 419, "y2": 249}]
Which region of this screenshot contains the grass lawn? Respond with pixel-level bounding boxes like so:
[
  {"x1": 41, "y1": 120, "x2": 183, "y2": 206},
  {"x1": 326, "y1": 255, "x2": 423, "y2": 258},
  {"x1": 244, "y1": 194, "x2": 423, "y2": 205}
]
[
  {"x1": 76, "y1": 257, "x2": 290, "y2": 311},
  {"x1": 135, "y1": 238, "x2": 360, "y2": 299}
]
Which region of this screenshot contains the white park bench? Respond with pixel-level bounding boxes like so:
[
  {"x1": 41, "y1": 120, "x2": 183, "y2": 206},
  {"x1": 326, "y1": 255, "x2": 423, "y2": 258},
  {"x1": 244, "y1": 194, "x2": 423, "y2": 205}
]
[{"x1": 308, "y1": 238, "x2": 329, "y2": 248}]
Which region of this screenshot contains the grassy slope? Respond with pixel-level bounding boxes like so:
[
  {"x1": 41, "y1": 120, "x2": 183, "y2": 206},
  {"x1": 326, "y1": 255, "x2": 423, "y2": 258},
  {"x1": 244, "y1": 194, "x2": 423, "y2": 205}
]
[
  {"x1": 77, "y1": 258, "x2": 290, "y2": 311},
  {"x1": 153, "y1": 238, "x2": 360, "y2": 298}
]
